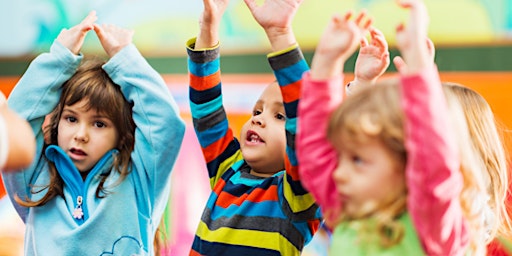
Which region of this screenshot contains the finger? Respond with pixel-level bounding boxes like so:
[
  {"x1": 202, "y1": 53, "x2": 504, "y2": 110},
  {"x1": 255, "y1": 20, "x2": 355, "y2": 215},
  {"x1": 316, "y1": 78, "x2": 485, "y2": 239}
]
[
  {"x1": 395, "y1": 22, "x2": 405, "y2": 33},
  {"x1": 393, "y1": 56, "x2": 407, "y2": 74},
  {"x1": 396, "y1": 0, "x2": 413, "y2": 9},
  {"x1": 370, "y1": 28, "x2": 388, "y2": 51},
  {"x1": 243, "y1": 0, "x2": 257, "y2": 12},
  {"x1": 360, "y1": 37, "x2": 369, "y2": 47},
  {"x1": 81, "y1": 10, "x2": 98, "y2": 27},
  {"x1": 354, "y1": 9, "x2": 367, "y2": 26},
  {"x1": 363, "y1": 17, "x2": 372, "y2": 30},
  {"x1": 93, "y1": 23, "x2": 106, "y2": 40},
  {"x1": 343, "y1": 11, "x2": 353, "y2": 22}
]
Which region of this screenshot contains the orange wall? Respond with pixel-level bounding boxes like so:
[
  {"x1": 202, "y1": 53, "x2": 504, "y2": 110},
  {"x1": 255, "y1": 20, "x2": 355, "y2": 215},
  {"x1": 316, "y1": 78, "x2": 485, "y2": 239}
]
[{"x1": 2, "y1": 71, "x2": 512, "y2": 149}]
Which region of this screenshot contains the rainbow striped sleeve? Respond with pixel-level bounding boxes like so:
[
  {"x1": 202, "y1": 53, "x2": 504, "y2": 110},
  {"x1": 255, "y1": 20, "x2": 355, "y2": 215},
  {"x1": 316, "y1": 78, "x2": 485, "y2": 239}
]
[
  {"x1": 187, "y1": 38, "x2": 244, "y2": 188},
  {"x1": 268, "y1": 46, "x2": 321, "y2": 222}
]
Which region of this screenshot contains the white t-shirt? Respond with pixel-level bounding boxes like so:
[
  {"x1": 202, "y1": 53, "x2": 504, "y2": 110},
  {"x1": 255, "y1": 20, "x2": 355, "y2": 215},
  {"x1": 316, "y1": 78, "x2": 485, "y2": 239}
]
[{"x1": 0, "y1": 114, "x2": 8, "y2": 169}]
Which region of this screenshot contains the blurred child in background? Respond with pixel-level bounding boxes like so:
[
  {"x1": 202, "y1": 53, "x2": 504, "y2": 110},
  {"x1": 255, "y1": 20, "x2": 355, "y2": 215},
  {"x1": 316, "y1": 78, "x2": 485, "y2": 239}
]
[{"x1": 297, "y1": 0, "x2": 487, "y2": 254}]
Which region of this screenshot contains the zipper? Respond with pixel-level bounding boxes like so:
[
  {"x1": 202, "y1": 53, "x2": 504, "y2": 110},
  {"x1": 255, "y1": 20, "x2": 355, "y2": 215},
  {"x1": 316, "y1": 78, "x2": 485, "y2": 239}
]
[{"x1": 73, "y1": 196, "x2": 84, "y2": 220}]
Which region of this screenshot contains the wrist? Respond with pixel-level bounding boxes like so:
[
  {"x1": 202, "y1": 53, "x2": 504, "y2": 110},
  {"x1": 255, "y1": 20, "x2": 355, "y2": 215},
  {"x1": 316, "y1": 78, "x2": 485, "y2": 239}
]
[{"x1": 265, "y1": 27, "x2": 296, "y2": 52}]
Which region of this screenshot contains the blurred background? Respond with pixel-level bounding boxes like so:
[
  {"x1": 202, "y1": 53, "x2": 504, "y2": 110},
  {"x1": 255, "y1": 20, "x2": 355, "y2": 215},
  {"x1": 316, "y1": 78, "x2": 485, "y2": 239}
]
[{"x1": 0, "y1": 0, "x2": 511, "y2": 255}]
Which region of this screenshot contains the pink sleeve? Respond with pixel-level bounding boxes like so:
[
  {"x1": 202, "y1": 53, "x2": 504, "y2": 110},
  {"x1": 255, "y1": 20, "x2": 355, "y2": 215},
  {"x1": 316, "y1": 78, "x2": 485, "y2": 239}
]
[
  {"x1": 297, "y1": 71, "x2": 343, "y2": 222},
  {"x1": 401, "y1": 66, "x2": 469, "y2": 255}
]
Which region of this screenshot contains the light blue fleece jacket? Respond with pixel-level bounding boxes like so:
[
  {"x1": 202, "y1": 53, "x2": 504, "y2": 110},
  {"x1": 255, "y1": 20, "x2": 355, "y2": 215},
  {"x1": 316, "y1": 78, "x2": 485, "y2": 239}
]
[{"x1": 2, "y1": 41, "x2": 185, "y2": 255}]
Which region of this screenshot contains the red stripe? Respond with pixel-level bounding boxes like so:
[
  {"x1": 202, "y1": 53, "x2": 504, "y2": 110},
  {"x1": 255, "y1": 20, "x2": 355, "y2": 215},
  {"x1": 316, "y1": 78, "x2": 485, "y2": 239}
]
[
  {"x1": 202, "y1": 129, "x2": 234, "y2": 163},
  {"x1": 189, "y1": 71, "x2": 220, "y2": 91},
  {"x1": 280, "y1": 80, "x2": 301, "y2": 103},
  {"x1": 216, "y1": 186, "x2": 279, "y2": 208}
]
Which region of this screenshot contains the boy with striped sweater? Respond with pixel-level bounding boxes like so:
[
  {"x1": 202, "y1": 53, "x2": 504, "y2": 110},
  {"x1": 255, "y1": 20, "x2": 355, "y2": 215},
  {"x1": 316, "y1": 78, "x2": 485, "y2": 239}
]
[{"x1": 187, "y1": 0, "x2": 321, "y2": 255}]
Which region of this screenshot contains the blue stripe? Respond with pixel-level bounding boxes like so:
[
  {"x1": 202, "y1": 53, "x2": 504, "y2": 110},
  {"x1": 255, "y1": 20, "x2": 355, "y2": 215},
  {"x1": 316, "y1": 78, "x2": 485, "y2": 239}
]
[
  {"x1": 188, "y1": 58, "x2": 220, "y2": 77},
  {"x1": 274, "y1": 60, "x2": 308, "y2": 86},
  {"x1": 211, "y1": 201, "x2": 286, "y2": 219},
  {"x1": 195, "y1": 119, "x2": 229, "y2": 148},
  {"x1": 190, "y1": 96, "x2": 223, "y2": 119}
]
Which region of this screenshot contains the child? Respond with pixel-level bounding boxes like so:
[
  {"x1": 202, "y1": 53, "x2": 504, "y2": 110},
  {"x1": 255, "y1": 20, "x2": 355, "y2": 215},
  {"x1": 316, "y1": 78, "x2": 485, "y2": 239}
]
[
  {"x1": 187, "y1": 0, "x2": 321, "y2": 254},
  {"x1": 442, "y1": 83, "x2": 512, "y2": 254},
  {"x1": 2, "y1": 11, "x2": 185, "y2": 255},
  {"x1": 297, "y1": 0, "x2": 482, "y2": 254},
  {"x1": 0, "y1": 91, "x2": 36, "y2": 171}
]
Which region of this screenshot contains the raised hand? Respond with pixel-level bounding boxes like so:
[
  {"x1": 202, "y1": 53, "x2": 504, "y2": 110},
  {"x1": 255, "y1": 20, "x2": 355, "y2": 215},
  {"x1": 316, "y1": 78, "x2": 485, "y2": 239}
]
[
  {"x1": 56, "y1": 11, "x2": 97, "y2": 55},
  {"x1": 394, "y1": 0, "x2": 430, "y2": 74},
  {"x1": 196, "y1": 0, "x2": 230, "y2": 49},
  {"x1": 93, "y1": 23, "x2": 134, "y2": 58},
  {"x1": 310, "y1": 11, "x2": 372, "y2": 80},
  {"x1": 354, "y1": 27, "x2": 390, "y2": 85},
  {"x1": 393, "y1": 37, "x2": 434, "y2": 74},
  {"x1": 244, "y1": 0, "x2": 303, "y2": 51}
]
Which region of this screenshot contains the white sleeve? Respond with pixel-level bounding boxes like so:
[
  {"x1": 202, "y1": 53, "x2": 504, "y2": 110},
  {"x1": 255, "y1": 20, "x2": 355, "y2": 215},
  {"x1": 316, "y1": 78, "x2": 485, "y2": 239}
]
[{"x1": 0, "y1": 114, "x2": 8, "y2": 169}]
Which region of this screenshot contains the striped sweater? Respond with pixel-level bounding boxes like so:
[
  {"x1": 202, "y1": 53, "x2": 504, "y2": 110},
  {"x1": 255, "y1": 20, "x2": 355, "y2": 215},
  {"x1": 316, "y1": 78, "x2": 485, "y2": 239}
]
[{"x1": 187, "y1": 38, "x2": 321, "y2": 256}]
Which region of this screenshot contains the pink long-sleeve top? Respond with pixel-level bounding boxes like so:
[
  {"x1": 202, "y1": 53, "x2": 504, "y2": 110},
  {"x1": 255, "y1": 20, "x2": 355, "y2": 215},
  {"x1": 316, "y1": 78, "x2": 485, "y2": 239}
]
[{"x1": 296, "y1": 67, "x2": 469, "y2": 255}]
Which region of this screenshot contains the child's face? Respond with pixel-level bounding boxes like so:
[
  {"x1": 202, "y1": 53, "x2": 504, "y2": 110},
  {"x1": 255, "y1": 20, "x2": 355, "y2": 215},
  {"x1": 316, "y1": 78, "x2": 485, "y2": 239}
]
[
  {"x1": 240, "y1": 82, "x2": 286, "y2": 177},
  {"x1": 332, "y1": 135, "x2": 405, "y2": 219},
  {"x1": 57, "y1": 99, "x2": 119, "y2": 173}
]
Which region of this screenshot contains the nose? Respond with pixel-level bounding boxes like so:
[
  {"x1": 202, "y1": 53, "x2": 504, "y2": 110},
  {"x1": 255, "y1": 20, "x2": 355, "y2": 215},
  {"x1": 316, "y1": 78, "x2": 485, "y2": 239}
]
[
  {"x1": 332, "y1": 160, "x2": 349, "y2": 184},
  {"x1": 251, "y1": 114, "x2": 266, "y2": 127},
  {"x1": 74, "y1": 124, "x2": 89, "y2": 143}
]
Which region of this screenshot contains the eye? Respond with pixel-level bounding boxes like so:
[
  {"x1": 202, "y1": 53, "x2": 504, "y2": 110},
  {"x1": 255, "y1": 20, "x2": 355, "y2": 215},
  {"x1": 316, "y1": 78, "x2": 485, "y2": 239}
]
[
  {"x1": 352, "y1": 155, "x2": 363, "y2": 165},
  {"x1": 252, "y1": 109, "x2": 262, "y2": 116},
  {"x1": 65, "y1": 116, "x2": 77, "y2": 123},
  {"x1": 94, "y1": 121, "x2": 107, "y2": 128},
  {"x1": 275, "y1": 113, "x2": 286, "y2": 121}
]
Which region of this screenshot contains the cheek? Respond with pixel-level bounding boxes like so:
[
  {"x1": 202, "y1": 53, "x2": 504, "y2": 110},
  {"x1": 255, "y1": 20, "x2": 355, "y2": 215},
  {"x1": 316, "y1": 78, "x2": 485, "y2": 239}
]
[{"x1": 240, "y1": 122, "x2": 250, "y2": 140}]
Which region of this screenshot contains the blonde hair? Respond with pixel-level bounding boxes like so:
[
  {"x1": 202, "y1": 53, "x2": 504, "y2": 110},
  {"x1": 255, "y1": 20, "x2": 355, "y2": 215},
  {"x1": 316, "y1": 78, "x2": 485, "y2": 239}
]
[
  {"x1": 327, "y1": 80, "x2": 406, "y2": 247},
  {"x1": 443, "y1": 83, "x2": 512, "y2": 246},
  {"x1": 327, "y1": 79, "x2": 487, "y2": 252}
]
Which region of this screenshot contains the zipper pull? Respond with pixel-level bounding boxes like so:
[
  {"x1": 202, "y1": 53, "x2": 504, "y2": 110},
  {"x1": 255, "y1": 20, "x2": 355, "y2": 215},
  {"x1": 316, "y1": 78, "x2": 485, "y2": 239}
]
[{"x1": 73, "y1": 196, "x2": 84, "y2": 220}]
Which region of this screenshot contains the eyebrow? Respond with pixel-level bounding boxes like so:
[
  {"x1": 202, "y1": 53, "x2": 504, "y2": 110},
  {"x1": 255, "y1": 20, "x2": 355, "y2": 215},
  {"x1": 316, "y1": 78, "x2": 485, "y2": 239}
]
[{"x1": 62, "y1": 108, "x2": 110, "y2": 120}]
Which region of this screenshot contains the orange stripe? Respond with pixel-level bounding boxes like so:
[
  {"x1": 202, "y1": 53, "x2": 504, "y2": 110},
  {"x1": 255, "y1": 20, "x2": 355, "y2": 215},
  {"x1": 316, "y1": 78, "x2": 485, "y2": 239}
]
[
  {"x1": 213, "y1": 178, "x2": 227, "y2": 195},
  {"x1": 216, "y1": 186, "x2": 279, "y2": 208},
  {"x1": 285, "y1": 161, "x2": 300, "y2": 181},
  {"x1": 189, "y1": 249, "x2": 202, "y2": 256},
  {"x1": 308, "y1": 219, "x2": 320, "y2": 234},
  {"x1": 202, "y1": 129, "x2": 234, "y2": 163},
  {"x1": 189, "y1": 71, "x2": 221, "y2": 91},
  {"x1": 280, "y1": 80, "x2": 301, "y2": 103}
]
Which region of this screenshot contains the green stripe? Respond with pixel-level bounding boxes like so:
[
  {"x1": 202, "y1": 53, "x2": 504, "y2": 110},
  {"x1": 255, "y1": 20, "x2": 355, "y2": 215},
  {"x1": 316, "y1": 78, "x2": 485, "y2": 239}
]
[{"x1": 1, "y1": 45, "x2": 511, "y2": 76}]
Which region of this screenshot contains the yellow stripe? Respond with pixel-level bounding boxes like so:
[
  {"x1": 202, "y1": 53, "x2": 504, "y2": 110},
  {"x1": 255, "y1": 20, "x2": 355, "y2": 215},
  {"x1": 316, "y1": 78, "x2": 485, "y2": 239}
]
[
  {"x1": 283, "y1": 177, "x2": 316, "y2": 213},
  {"x1": 196, "y1": 221, "x2": 300, "y2": 255},
  {"x1": 209, "y1": 150, "x2": 244, "y2": 187},
  {"x1": 267, "y1": 43, "x2": 299, "y2": 58}
]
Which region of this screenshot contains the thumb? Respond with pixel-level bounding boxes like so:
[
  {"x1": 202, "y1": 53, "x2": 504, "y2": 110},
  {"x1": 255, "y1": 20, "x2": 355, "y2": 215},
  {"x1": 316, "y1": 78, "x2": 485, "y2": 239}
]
[{"x1": 393, "y1": 56, "x2": 407, "y2": 74}]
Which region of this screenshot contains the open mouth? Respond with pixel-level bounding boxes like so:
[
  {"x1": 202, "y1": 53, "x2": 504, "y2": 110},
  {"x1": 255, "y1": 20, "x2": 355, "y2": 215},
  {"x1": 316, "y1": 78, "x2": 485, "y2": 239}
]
[
  {"x1": 246, "y1": 130, "x2": 265, "y2": 144},
  {"x1": 69, "y1": 148, "x2": 87, "y2": 159}
]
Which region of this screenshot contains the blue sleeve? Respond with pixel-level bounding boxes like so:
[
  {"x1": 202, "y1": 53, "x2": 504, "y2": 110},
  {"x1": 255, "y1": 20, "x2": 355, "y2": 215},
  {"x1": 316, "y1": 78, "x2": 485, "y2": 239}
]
[
  {"x1": 102, "y1": 44, "x2": 186, "y2": 217},
  {"x1": 2, "y1": 41, "x2": 82, "y2": 221}
]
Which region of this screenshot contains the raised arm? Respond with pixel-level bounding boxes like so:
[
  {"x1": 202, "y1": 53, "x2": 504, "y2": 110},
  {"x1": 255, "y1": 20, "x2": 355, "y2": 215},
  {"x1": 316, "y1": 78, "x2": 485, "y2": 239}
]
[
  {"x1": 297, "y1": 10, "x2": 371, "y2": 226},
  {"x1": 348, "y1": 27, "x2": 390, "y2": 94},
  {"x1": 3, "y1": 11, "x2": 97, "y2": 220},
  {"x1": 188, "y1": 0, "x2": 243, "y2": 188},
  {"x1": 94, "y1": 22, "x2": 185, "y2": 207},
  {"x1": 395, "y1": 0, "x2": 468, "y2": 255}
]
